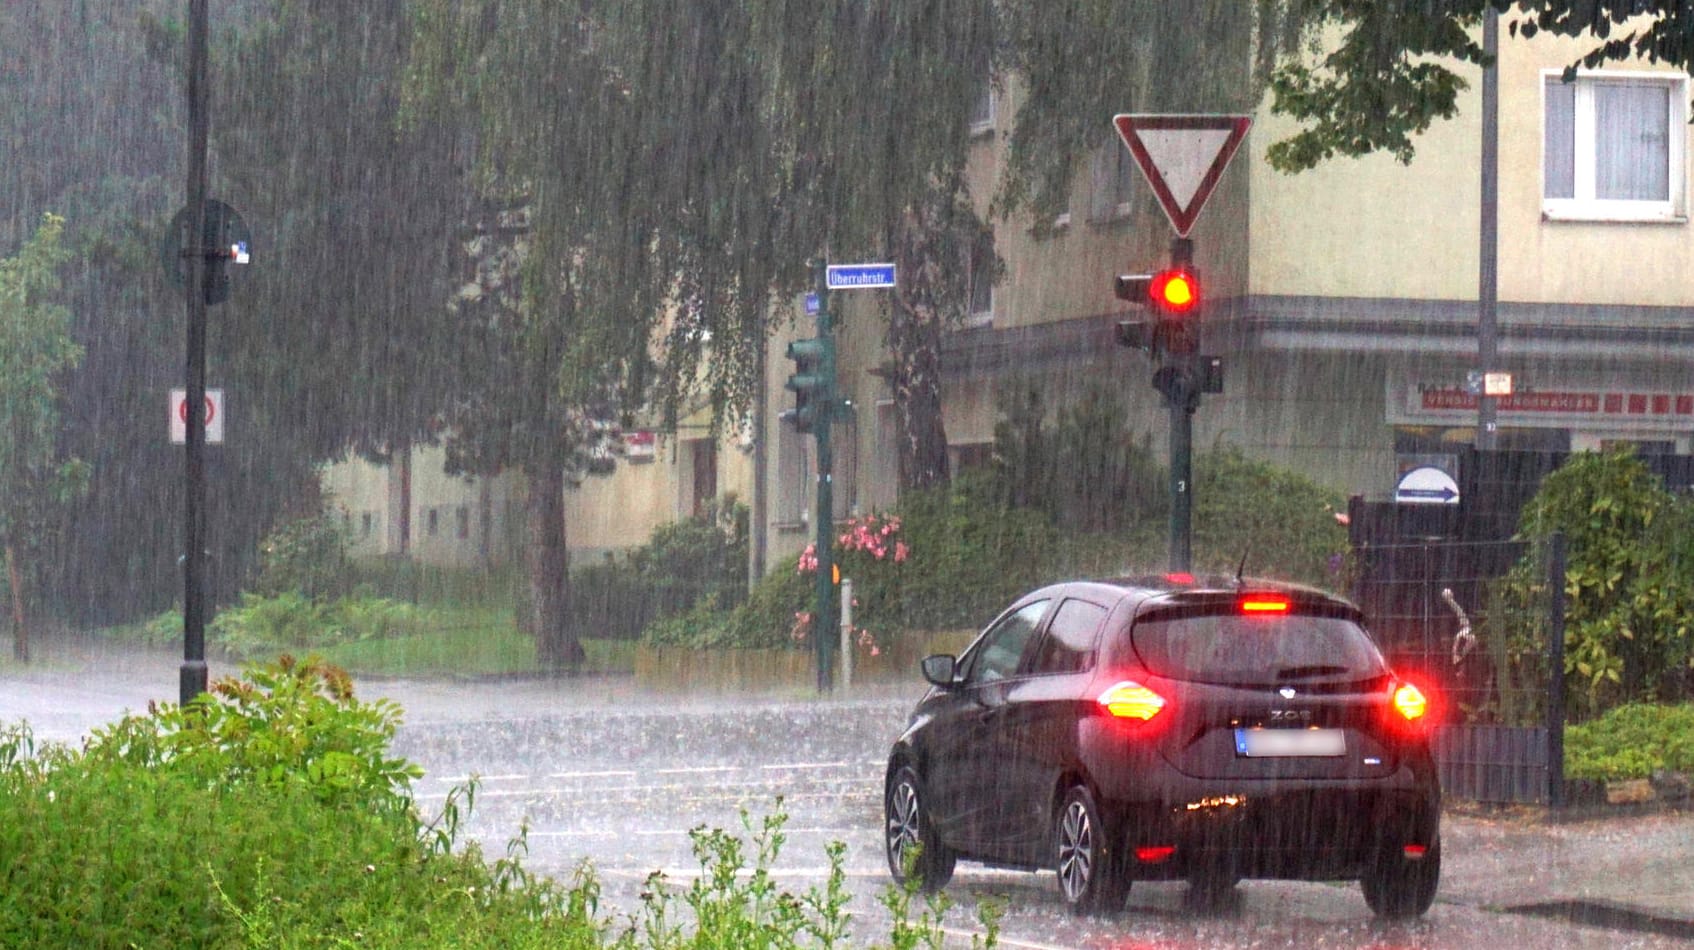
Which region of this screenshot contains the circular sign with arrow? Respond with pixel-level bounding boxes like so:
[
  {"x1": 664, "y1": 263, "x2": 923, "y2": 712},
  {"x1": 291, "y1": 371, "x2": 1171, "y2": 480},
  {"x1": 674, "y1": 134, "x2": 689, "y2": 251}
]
[{"x1": 1394, "y1": 465, "x2": 1460, "y2": 505}]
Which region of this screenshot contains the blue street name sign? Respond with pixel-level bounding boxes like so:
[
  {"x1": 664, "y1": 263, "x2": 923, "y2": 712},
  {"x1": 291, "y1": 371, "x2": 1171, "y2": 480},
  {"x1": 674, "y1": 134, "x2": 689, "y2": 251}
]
[
  {"x1": 826, "y1": 263, "x2": 896, "y2": 290},
  {"x1": 804, "y1": 292, "x2": 820, "y2": 315}
]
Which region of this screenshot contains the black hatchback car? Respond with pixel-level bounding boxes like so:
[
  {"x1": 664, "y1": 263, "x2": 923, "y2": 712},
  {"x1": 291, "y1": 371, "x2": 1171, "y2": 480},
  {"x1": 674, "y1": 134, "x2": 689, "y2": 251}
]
[{"x1": 883, "y1": 575, "x2": 1441, "y2": 917}]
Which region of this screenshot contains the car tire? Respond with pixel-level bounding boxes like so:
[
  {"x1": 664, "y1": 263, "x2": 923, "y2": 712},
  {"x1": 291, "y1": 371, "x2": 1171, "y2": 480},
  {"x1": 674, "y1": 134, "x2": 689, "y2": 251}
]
[
  {"x1": 1361, "y1": 835, "x2": 1441, "y2": 918},
  {"x1": 885, "y1": 765, "x2": 955, "y2": 891},
  {"x1": 1055, "y1": 785, "x2": 1128, "y2": 915}
]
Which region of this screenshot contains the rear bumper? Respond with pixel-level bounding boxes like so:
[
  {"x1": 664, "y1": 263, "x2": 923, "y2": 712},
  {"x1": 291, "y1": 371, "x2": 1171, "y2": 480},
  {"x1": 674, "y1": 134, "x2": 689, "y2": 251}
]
[{"x1": 1099, "y1": 779, "x2": 1440, "y2": 882}]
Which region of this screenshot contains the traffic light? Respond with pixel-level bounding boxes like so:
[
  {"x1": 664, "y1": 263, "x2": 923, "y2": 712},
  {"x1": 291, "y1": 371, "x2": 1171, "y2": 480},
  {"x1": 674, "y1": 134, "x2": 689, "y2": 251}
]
[
  {"x1": 1114, "y1": 266, "x2": 1200, "y2": 354},
  {"x1": 785, "y1": 336, "x2": 834, "y2": 433}
]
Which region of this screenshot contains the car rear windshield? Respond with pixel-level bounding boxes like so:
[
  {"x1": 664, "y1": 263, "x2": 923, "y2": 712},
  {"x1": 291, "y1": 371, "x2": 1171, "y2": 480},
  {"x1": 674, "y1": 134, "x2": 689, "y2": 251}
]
[{"x1": 1129, "y1": 612, "x2": 1387, "y2": 686}]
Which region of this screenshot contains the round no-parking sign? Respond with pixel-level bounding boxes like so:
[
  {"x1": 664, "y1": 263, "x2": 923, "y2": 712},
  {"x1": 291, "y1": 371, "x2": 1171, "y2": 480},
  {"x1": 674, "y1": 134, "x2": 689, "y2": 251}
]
[{"x1": 169, "y1": 388, "x2": 224, "y2": 444}]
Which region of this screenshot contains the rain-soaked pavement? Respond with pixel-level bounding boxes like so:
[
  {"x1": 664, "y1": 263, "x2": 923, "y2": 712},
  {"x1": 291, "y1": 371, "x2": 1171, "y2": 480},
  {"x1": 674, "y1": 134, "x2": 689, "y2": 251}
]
[{"x1": 4, "y1": 639, "x2": 1692, "y2": 949}]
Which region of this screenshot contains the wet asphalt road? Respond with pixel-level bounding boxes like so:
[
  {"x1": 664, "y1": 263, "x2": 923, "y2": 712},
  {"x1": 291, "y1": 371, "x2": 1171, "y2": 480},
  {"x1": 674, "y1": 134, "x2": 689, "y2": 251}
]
[
  {"x1": 382, "y1": 680, "x2": 1694, "y2": 949},
  {"x1": 4, "y1": 643, "x2": 1692, "y2": 948}
]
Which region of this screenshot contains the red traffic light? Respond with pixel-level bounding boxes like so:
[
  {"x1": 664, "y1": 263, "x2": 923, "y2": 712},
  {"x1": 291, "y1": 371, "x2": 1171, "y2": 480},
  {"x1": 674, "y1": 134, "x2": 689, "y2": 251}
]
[{"x1": 1149, "y1": 268, "x2": 1198, "y2": 314}]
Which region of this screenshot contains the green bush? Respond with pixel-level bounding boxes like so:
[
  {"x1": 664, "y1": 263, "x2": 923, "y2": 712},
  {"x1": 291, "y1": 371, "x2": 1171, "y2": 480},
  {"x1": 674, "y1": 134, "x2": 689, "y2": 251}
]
[
  {"x1": 893, "y1": 470, "x2": 1061, "y2": 632},
  {"x1": 1489, "y1": 449, "x2": 1694, "y2": 721},
  {"x1": 1566, "y1": 702, "x2": 1694, "y2": 781},
  {"x1": 642, "y1": 553, "x2": 810, "y2": 651},
  {"x1": 0, "y1": 658, "x2": 601, "y2": 948},
  {"x1": 992, "y1": 380, "x2": 1165, "y2": 534},
  {"x1": 254, "y1": 510, "x2": 354, "y2": 601},
  {"x1": 571, "y1": 500, "x2": 749, "y2": 643},
  {"x1": 1191, "y1": 447, "x2": 1350, "y2": 587},
  {"x1": 210, "y1": 592, "x2": 423, "y2": 658}
]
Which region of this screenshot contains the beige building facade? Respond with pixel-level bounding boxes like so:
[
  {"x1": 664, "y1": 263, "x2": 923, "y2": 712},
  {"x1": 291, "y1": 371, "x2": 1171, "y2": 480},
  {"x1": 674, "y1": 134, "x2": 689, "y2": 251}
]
[{"x1": 328, "y1": 25, "x2": 1694, "y2": 575}]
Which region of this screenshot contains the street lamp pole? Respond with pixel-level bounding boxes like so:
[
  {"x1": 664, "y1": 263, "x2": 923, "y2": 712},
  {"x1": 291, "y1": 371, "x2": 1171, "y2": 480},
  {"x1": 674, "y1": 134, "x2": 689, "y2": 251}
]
[{"x1": 181, "y1": 0, "x2": 211, "y2": 706}]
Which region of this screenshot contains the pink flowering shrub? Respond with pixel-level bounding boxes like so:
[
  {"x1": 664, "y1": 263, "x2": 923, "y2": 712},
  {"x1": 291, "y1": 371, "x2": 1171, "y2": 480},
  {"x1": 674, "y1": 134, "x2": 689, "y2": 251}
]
[{"x1": 791, "y1": 512, "x2": 910, "y2": 654}]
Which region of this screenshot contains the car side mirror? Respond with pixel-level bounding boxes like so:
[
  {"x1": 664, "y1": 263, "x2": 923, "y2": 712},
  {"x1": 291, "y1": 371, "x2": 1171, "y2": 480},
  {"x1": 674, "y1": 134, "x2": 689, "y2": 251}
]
[{"x1": 921, "y1": 654, "x2": 958, "y2": 687}]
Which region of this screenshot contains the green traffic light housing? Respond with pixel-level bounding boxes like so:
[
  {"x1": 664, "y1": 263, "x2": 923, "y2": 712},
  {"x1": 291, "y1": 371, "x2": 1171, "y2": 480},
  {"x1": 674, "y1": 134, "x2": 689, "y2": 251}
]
[{"x1": 785, "y1": 336, "x2": 835, "y2": 433}]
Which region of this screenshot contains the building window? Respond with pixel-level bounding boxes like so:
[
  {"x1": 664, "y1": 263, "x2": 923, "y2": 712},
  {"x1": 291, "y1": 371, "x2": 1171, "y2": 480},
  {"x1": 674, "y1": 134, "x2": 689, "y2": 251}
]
[
  {"x1": 1543, "y1": 72, "x2": 1687, "y2": 221},
  {"x1": 776, "y1": 423, "x2": 810, "y2": 526},
  {"x1": 1089, "y1": 134, "x2": 1136, "y2": 223},
  {"x1": 688, "y1": 439, "x2": 717, "y2": 519},
  {"x1": 965, "y1": 243, "x2": 994, "y2": 327},
  {"x1": 969, "y1": 66, "x2": 995, "y2": 134},
  {"x1": 456, "y1": 505, "x2": 471, "y2": 540},
  {"x1": 360, "y1": 512, "x2": 373, "y2": 537},
  {"x1": 425, "y1": 507, "x2": 439, "y2": 537}
]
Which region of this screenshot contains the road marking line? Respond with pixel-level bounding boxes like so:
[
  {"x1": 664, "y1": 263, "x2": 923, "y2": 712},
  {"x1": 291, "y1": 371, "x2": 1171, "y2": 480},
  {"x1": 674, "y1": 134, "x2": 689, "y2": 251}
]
[
  {"x1": 546, "y1": 769, "x2": 638, "y2": 779},
  {"x1": 760, "y1": 761, "x2": 852, "y2": 770},
  {"x1": 428, "y1": 773, "x2": 528, "y2": 783},
  {"x1": 415, "y1": 785, "x2": 876, "y2": 803},
  {"x1": 654, "y1": 766, "x2": 740, "y2": 775},
  {"x1": 942, "y1": 928, "x2": 1075, "y2": 950}
]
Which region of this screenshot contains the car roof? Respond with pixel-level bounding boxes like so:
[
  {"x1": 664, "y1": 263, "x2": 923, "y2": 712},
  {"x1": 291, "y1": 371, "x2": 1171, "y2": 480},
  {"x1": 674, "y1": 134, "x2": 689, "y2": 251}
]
[{"x1": 1033, "y1": 574, "x2": 1362, "y2": 620}]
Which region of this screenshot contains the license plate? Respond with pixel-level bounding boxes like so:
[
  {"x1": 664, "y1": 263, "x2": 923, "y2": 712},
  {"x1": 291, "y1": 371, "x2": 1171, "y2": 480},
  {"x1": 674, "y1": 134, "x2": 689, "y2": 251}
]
[{"x1": 1234, "y1": 727, "x2": 1346, "y2": 757}]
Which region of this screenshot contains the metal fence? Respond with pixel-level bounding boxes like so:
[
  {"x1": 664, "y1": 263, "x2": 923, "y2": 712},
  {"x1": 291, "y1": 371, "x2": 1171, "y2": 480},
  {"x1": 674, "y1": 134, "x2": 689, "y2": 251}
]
[{"x1": 1351, "y1": 534, "x2": 1568, "y2": 805}]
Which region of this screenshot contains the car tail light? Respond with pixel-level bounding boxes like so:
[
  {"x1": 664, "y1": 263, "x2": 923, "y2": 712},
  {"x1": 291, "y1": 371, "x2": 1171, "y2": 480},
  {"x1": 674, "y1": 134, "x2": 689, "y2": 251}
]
[
  {"x1": 1098, "y1": 680, "x2": 1167, "y2": 721},
  {"x1": 1165, "y1": 572, "x2": 1195, "y2": 585},
  {"x1": 1135, "y1": 845, "x2": 1176, "y2": 863},
  {"x1": 1403, "y1": 844, "x2": 1428, "y2": 859},
  {"x1": 1392, "y1": 682, "x2": 1428, "y2": 722},
  {"x1": 1239, "y1": 595, "x2": 1290, "y2": 614}
]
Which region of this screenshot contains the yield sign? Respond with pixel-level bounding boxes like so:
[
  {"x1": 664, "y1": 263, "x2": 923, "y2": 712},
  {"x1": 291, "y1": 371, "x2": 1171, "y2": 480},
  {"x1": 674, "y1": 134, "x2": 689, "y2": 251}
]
[{"x1": 1113, "y1": 114, "x2": 1251, "y2": 237}]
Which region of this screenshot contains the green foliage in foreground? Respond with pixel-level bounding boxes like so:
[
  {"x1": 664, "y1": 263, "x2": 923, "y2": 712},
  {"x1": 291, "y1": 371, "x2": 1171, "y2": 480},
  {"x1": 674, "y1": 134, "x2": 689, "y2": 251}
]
[
  {"x1": 1565, "y1": 703, "x2": 1694, "y2": 783},
  {"x1": 0, "y1": 658, "x2": 998, "y2": 948}
]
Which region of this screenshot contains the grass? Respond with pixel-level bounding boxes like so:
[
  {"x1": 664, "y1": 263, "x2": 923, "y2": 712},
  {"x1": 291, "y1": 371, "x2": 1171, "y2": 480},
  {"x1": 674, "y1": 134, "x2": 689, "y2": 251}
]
[{"x1": 311, "y1": 619, "x2": 637, "y2": 678}]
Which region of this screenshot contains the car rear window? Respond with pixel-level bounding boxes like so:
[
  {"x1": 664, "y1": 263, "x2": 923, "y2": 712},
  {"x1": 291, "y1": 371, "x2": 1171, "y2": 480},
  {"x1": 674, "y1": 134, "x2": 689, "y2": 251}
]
[{"x1": 1129, "y1": 612, "x2": 1387, "y2": 686}]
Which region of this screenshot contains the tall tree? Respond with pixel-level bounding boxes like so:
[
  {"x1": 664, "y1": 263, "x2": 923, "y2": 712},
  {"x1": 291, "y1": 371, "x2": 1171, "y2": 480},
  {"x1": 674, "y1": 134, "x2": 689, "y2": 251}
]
[
  {"x1": 405, "y1": 0, "x2": 686, "y2": 667},
  {"x1": 0, "y1": 215, "x2": 89, "y2": 660}
]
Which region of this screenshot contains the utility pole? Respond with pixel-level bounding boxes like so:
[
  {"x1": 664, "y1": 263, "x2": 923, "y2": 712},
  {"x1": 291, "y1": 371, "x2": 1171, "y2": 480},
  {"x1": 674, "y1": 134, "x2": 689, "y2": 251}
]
[{"x1": 1477, "y1": 6, "x2": 1501, "y2": 451}]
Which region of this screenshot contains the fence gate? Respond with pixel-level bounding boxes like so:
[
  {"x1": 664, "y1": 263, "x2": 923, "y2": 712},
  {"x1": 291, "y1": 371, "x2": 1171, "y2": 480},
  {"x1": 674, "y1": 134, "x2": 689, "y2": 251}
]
[{"x1": 1349, "y1": 534, "x2": 1567, "y2": 805}]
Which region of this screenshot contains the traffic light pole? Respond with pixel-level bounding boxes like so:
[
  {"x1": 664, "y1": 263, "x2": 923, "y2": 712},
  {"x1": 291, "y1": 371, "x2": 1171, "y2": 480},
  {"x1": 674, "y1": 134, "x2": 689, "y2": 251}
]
[
  {"x1": 1164, "y1": 239, "x2": 1194, "y2": 575},
  {"x1": 810, "y1": 260, "x2": 837, "y2": 693},
  {"x1": 1168, "y1": 372, "x2": 1194, "y2": 574}
]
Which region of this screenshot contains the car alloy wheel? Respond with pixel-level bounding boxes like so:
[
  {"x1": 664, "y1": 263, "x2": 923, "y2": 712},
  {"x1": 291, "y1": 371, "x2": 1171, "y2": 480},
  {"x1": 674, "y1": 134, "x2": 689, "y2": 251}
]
[
  {"x1": 885, "y1": 765, "x2": 954, "y2": 891},
  {"x1": 1055, "y1": 786, "x2": 1126, "y2": 914}
]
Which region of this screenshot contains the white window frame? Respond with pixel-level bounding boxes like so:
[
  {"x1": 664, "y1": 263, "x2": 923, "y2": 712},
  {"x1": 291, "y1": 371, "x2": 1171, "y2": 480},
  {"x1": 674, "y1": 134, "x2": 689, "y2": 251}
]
[
  {"x1": 964, "y1": 244, "x2": 994, "y2": 328},
  {"x1": 1542, "y1": 70, "x2": 1688, "y2": 223}
]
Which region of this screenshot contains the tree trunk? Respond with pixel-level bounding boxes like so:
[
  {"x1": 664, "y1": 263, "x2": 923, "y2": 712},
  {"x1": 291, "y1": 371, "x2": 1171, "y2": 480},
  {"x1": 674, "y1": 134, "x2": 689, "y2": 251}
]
[
  {"x1": 6, "y1": 545, "x2": 26, "y2": 663},
  {"x1": 889, "y1": 207, "x2": 952, "y2": 491},
  {"x1": 525, "y1": 457, "x2": 583, "y2": 669}
]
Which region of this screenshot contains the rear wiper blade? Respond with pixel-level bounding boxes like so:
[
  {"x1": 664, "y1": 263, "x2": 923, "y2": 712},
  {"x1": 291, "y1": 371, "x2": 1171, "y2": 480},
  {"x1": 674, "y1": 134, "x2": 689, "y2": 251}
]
[{"x1": 1273, "y1": 664, "x2": 1350, "y2": 680}]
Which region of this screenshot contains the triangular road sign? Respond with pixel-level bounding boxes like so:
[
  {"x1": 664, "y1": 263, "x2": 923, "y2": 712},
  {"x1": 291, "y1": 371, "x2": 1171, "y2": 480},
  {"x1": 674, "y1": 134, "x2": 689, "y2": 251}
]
[{"x1": 1113, "y1": 114, "x2": 1251, "y2": 238}]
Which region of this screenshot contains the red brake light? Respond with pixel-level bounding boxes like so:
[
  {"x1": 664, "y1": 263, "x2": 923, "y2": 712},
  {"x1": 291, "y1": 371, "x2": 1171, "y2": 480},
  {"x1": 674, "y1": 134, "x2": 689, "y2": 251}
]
[
  {"x1": 1239, "y1": 596, "x2": 1290, "y2": 614},
  {"x1": 1165, "y1": 572, "x2": 1195, "y2": 585},
  {"x1": 1392, "y1": 682, "x2": 1429, "y2": 722},
  {"x1": 1135, "y1": 845, "x2": 1176, "y2": 863},
  {"x1": 1098, "y1": 681, "x2": 1167, "y2": 721}
]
